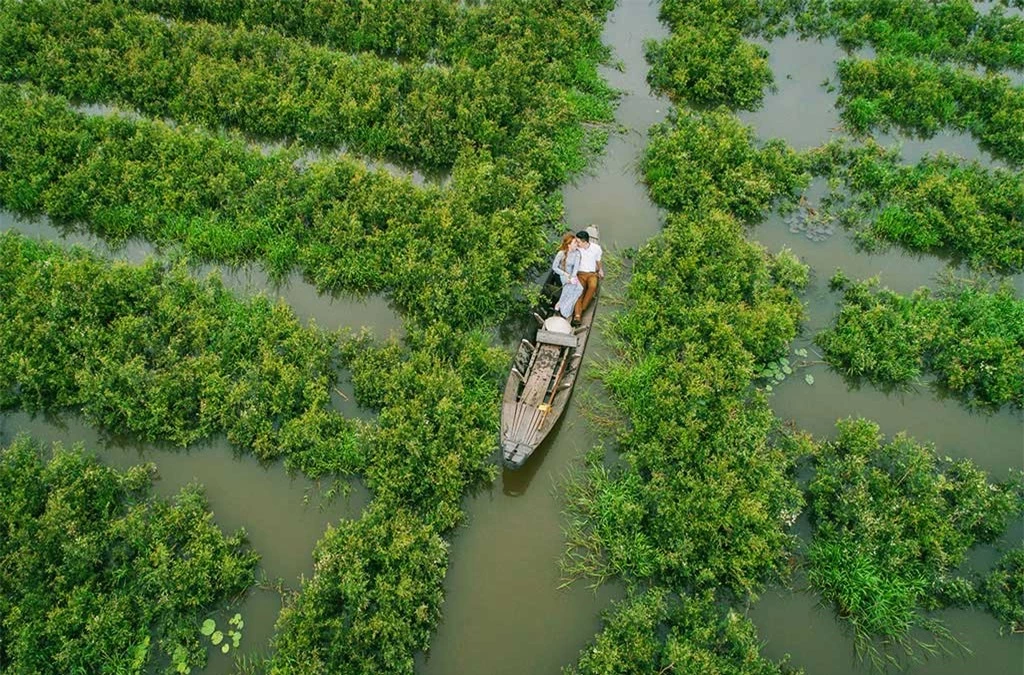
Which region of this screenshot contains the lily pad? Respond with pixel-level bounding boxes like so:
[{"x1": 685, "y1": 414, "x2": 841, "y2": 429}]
[
  {"x1": 211, "y1": 631, "x2": 224, "y2": 646},
  {"x1": 221, "y1": 644, "x2": 230, "y2": 654},
  {"x1": 805, "y1": 374, "x2": 815, "y2": 385},
  {"x1": 782, "y1": 365, "x2": 792, "y2": 375},
  {"x1": 200, "y1": 619, "x2": 216, "y2": 636},
  {"x1": 794, "y1": 348, "x2": 808, "y2": 358},
  {"x1": 232, "y1": 632, "x2": 242, "y2": 647},
  {"x1": 231, "y1": 613, "x2": 242, "y2": 624}
]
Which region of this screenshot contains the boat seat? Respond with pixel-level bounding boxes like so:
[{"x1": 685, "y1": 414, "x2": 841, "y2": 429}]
[
  {"x1": 543, "y1": 316, "x2": 572, "y2": 334},
  {"x1": 536, "y1": 329, "x2": 577, "y2": 348}
]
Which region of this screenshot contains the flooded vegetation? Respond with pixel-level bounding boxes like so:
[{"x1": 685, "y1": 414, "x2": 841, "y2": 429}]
[{"x1": 0, "y1": 0, "x2": 1021, "y2": 674}]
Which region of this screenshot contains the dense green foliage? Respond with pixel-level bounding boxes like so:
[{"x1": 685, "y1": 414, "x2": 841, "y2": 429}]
[
  {"x1": 0, "y1": 0, "x2": 614, "y2": 182},
  {"x1": 0, "y1": 435, "x2": 258, "y2": 673},
  {"x1": 643, "y1": 109, "x2": 809, "y2": 222},
  {"x1": 645, "y1": 24, "x2": 773, "y2": 111},
  {"x1": 978, "y1": 547, "x2": 1024, "y2": 634},
  {"x1": 269, "y1": 503, "x2": 448, "y2": 674},
  {"x1": 124, "y1": 0, "x2": 471, "y2": 60},
  {"x1": 270, "y1": 328, "x2": 506, "y2": 672},
  {"x1": 566, "y1": 588, "x2": 797, "y2": 675},
  {"x1": 835, "y1": 55, "x2": 1024, "y2": 165},
  {"x1": 807, "y1": 140, "x2": 1024, "y2": 272},
  {"x1": 795, "y1": 0, "x2": 1024, "y2": 70},
  {"x1": 644, "y1": 0, "x2": 799, "y2": 108},
  {"x1": 817, "y1": 276, "x2": 1024, "y2": 408},
  {"x1": 0, "y1": 233, "x2": 362, "y2": 476},
  {"x1": 0, "y1": 84, "x2": 549, "y2": 328},
  {"x1": 807, "y1": 419, "x2": 1022, "y2": 649},
  {"x1": 562, "y1": 211, "x2": 808, "y2": 597}
]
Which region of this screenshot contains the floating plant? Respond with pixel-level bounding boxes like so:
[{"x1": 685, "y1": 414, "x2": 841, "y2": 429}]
[
  {"x1": 199, "y1": 614, "x2": 244, "y2": 657},
  {"x1": 785, "y1": 198, "x2": 836, "y2": 242}
]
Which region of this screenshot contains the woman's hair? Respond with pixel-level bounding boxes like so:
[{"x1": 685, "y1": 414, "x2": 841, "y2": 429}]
[
  {"x1": 558, "y1": 232, "x2": 575, "y2": 252},
  {"x1": 557, "y1": 232, "x2": 575, "y2": 271}
]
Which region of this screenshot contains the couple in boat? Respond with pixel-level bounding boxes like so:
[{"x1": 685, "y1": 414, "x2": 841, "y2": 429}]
[{"x1": 551, "y1": 229, "x2": 603, "y2": 325}]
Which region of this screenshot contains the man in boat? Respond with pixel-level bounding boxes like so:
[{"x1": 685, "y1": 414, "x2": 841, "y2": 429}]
[{"x1": 572, "y1": 228, "x2": 603, "y2": 325}]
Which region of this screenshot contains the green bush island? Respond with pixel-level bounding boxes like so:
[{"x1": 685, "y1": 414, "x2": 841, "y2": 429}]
[
  {"x1": 0, "y1": 233, "x2": 363, "y2": 477},
  {"x1": 643, "y1": 0, "x2": 802, "y2": 109},
  {"x1": 642, "y1": 109, "x2": 809, "y2": 222},
  {"x1": 270, "y1": 327, "x2": 506, "y2": 672},
  {"x1": 807, "y1": 140, "x2": 1024, "y2": 272},
  {"x1": 795, "y1": 0, "x2": 1024, "y2": 71},
  {"x1": 978, "y1": 547, "x2": 1024, "y2": 634},
  {"x1": 562, "y1": 212, "x2": 808, "y2": 597},
  {"x1": 807, "y1": 418, "x2": 1022, "y2": 652},
  {"x1": 566, "y1": 588, "x2": 798, "y2": 675},
  {"x1": 645, "y1": 24, "x2": 774, "y2": 110},
  {"x1": 0, "y1": 83, "x2": 552, "y2": 329},
  {"x1": 817, "y1": 276, "x2": 1024, "y2": 408},
  {"x1": 0, "y1": 0, "x2": 615, "y2": 185},
  {"x1": 836, "y1": 55, "x2": 1024, "y2": 165},
  {"x1": 0, "y1": 435, "x2": 259, "y2": 674}
]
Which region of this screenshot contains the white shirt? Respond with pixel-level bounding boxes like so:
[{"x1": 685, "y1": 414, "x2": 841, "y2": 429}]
[{"x1": 577, "y1": 243, "x2": 602, "y2": 272}]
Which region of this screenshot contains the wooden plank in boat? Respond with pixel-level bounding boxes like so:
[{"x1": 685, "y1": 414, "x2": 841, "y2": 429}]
[{"x1": 535, "y1": 330, "x2": 577, "y2": 348}]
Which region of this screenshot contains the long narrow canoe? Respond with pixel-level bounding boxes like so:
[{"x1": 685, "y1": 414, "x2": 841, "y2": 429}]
[{"x1": 501, "y1": 227, "x2": 600, "y2": 469}]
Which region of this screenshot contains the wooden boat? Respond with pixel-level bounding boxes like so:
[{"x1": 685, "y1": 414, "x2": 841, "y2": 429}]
[{"x1": 501, "y1": 226, "x2": 600, "y2": 469}]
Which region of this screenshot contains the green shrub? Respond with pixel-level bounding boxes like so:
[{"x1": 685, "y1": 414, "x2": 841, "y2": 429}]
[
  {"x1": 0, "y1": 84, "x2": 553, "y2": 329},
  {"x1": 0, "y1": 435, "x2": 259, "y2": 674},
  {"x1": 561, "y1": 212, "x2": 807, "y2": 596},
  {"x1": 807, "y1": 140, "x2": 1024, "y2": 272},
  {"x1": 817, "y1": 277, "x2": 1024, "y2": 408},
  {"x1": 0, "y1": 0, "x2": 615, "y2": 185},
  {"x1": 0, "y1": 233, "x2": 364, "y2": 476},
  {"x1": 978, "y1": 547, "x2": 1024, "y2": 634},
  {"x1": 836, "y1": 56, "x2": 1024, "y2": 165},
  {"x1": 645, "y1": 25, "x2": 774, "y2": 110},
  {"x1": 566, "y1": 588, "x2": 799, "y2": 674},
  {"x1": 642, "y1": 109, "x2": 808, "y2": 222},
  {"x1": 807, "y1": 418, "x2": 1023, "y2": 651},
  {"x1": 795, "y1": 0, "x2": 1024, "y2": 71}
]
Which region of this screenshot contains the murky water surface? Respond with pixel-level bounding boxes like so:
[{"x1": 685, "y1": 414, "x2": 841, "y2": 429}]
[{"x1": 3, "y1": 1, "x2": 1023, "y2": 673}]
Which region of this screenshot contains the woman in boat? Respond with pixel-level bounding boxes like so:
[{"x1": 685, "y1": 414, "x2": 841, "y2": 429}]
[{"x1": 551, "y1": 233, "x2": 583, "y2": 319}]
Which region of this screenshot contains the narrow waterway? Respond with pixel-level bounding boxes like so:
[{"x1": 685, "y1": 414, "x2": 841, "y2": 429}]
[{"x1": 418, "y1": 2, "x2": 670, "y2": 673}]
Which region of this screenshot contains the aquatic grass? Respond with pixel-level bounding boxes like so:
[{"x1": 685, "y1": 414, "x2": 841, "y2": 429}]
[
  {"x1": 795, "y1": 0, "x2": 1024, "y2": 71},
  {"x1": 566, "y1": 588, "x2": 799, "y2": 675},
  {"x1": 835, "y1": 55, "x2": 1024, "y2": 165},
  {"x1": 817, "y1": 275, "x2": 1024, "y2": 408},
  {"x1": 807, "y1": 418, "x2": 1023, "y2": 656},
  {"x1": 0, "y1": 436, "x2": 259, "y2": 674},
  {"x1": 0, "y1": 84, "x2": 554, "y2": 329},
  {"x1": 0, "y1": 0, "x2": 615, "y2": 187},
  {"x1": 806, "y1": 140, "x2": 1024, "y2": 272},
  {"x1": 643, "y1": 0, "x2": 803, "y2": 109},
  {"x1": 0, "y1": 233, "x2": 364, "y2": 476},
  {"x1": 645, "y1": 24, "x2": 774, "y2": 110},
  {"x1": 561, "y1": 212, "x2": 808, "y2": 597}
]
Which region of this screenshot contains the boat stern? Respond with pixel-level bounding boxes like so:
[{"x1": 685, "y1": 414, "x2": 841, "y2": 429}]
[{"x1": 501, "y1": 440, "x2": 534, "y2": 470}]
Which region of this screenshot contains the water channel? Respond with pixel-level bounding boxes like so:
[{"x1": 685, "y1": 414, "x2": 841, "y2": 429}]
[{"x1": 2, "y1": 0, "x2": 1022, "y2": 673}]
